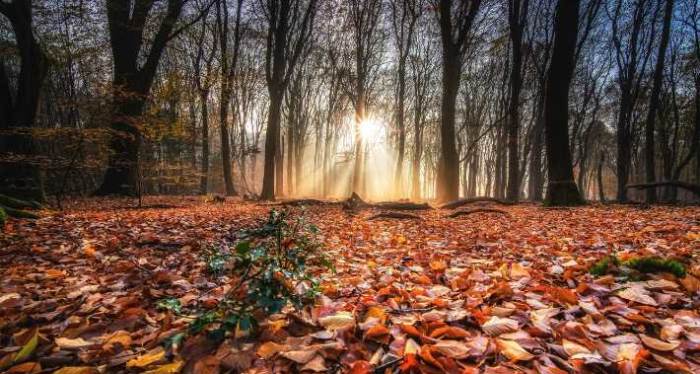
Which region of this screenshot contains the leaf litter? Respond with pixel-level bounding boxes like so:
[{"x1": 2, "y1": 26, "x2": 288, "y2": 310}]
[{"x1": 0, "y1": 198, "x2": 699, "y2": 373}]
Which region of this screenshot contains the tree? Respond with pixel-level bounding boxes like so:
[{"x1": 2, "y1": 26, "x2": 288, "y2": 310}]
[
  {"x1": 433, "y1": 0, "x2": 483, "y2": 203},
  {"x1": 95, "y1": 0, "x2": 193, "y2": 196},
  {"x1": 543, "y1": 0, "x2": 583, "y2": 205},
  {"x1": 260, "y1": 0, "x2": 317, "y2": 201},
  {"x1": 215, "y1": 0, "x2": 244, "y2": 196},
  {"x1": 340, "y1": 0, "x2": 384, "y2": 197},
  {"x1": 610, "y1": 0, "x2": 657, "y2": 202},
  {"x1": 643, "y1": 0, "x2": 674, "y2": 203},
  {"x1": 0, "y1": 0, "x2": 49, "y2": 201},
  {"x1": 506, "y1": 0, "x2": 530, "y2": 202},
  {"x1": 389, "y1": 0, "x2": 421, "y2": 193}
]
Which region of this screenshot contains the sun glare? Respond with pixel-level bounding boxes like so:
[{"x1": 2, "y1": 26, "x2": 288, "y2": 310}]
[{"x1": 360, "y1": 118, "x2": 383, "y2": 142}]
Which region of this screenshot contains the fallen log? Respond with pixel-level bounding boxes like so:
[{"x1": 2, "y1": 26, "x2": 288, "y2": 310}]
[
  {"x1": 344, "y1": 192, "x2": 431, "y2": 211},
  {"x1": 446, "y1": 208, "x2": 509, "y2": 218},
  {"x1": 368, "y1": 211, "x2": 422, "y2": 220},
  {"x1": 625, "y1": 181, "x2": 700, "y2": 197},
  {"x1": 0, "y1": 205, "x2": 39, "y2": 219},
  {"x1": 374, "y1": 201, "x2": 432, "y2": 210},
  {"x1": 279, "y1": 198, "x2": 340, "y2": 207},
  {"x1": 440, "y1": 197, "x2": 514, "y2": 210}
]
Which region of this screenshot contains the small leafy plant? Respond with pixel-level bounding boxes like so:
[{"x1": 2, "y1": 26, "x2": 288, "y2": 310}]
[{"x1": 186, "y1": 209, "x2": 332, "y2": 340}]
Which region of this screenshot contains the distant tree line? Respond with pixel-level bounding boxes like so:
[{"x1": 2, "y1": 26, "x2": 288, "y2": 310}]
[{"x1": 0, "y1": 0, "x2": 698, "y2": 205}]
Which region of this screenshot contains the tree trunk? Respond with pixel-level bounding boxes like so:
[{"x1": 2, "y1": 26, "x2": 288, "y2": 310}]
[
  {"x1": 644, "y1": 0, "x2": 674, "y2": 203},
  {"x1": 437, "y1": 58, "x2": 461, "y2": 202},
  {"x1": 261, "y1": 92, "x2": 282, "y2": 200},
  {"x1": 0, "y1": 0, "x2": 49, "y2": 202},
  {"x1": 597, "y1": 151, "x2": 605, "y2": 202},
  {"x1": 544, "y1": 0, "x2": 583, "y2": 206},
  {"x1": 200, "y1": 92, "x2": 210, "y2": 194},
  {"x1": 506, "y1": 0, "x2": 529, "y2": 202}
]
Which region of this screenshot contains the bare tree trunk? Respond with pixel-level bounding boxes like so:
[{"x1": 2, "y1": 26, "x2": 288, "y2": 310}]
[
  {"x1": 506, "y1": 0, "x2": 529, "y2": 202},
  {"x1": 644, "y1": 0, "x2": 674, "y2": 203},
  {"x1": 544, "y1": 0, "x2": 583, "y2": 206}
]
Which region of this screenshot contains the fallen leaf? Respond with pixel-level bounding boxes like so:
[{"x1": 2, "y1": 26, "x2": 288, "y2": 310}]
[
  {"x1": 143, "y1": 361, "x2": 184, "y2": 374},
  {"x1": 300, "y1": 355, "x2": 327, "y2": 372},
  {"x1": 639, "y1": 334, "x2": 680, "y2": 351},
  {"x1": 257, "y1": 341, "x2": 285, "y2": 359},
  {"x1": 432, "y1": 340, "x2": 470, "y2": 358},
  {"x1": 495, "y1": 339, "x2": 534, "y2": 361},
  {"x1": 617, "y1": 286, "x2": 658, "y2": 306},
  {"x1": 127, "y1": 348, "x2": 166, "y2": 368},
  {"x1": 318, "y1": 311, "x2": 355, "y2": 330},
  {"x1": 481, "y1": 316, "x2": 519, "y2": 336},
  {"x1": 53, "y1": 368, "x2": 99, "y2": 374},
  {"x1": 281, "y1": 349, "x2": 317, "y2": 364},
  {"x1": 55, "y1": 337, "x2": 94, "y2": 350}
]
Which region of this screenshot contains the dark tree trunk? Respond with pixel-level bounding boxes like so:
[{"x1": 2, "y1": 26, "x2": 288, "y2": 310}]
[
  {"x1": 644, "y1": 0, "x2": 674, "y2": 203},
  {"x1": 506, "y1": 0, "x2": 529, "y2": 202},
  {"x1": 260, "y1": 0, "x2": 316, "y2": 200},
  {"x1": 0, "y1": 0, "x2": 49, "y2": 202},
  {"x1": 437, "y1": 58, "x2": 461, "y2": 202},
  {"x1": 544, "y1": 0, "x2": 583, "y2": 206},
  {"x1": 96, "y1": 0, "x2": 185, "y2": 196},
  {"x1": 434, "y1": 0, "x2": 482, "y2": 203}
]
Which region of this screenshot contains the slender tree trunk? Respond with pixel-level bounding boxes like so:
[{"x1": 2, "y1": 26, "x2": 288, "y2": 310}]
[
  {"x1": 220, "y1": 95, "x2": 236, "y2": 195},
  {"x1": 544, "y1": 0, "x2": 583, "y2": 206},
  {"x1": 597, "y1": 151, "x2": 605, "y2": 202},
  {"x1": 200, "y1": 92, "x2": 210, "y2": 194},
  {"x1": 644, "y1": 0, "x2": 674, "y2": 203}
]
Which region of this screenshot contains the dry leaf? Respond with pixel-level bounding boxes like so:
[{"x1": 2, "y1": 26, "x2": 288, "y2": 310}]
[
  {"x1": 617, "y1": 286, "x2": 658, "y2": 306},
  {"x1": 318, "y1": 311, "x2": 355, "y2": 330},
  {"x1": 432, "y1": 340, "x2": 470, "y2": 358},
  {"x1": 639, "y1": 334, "x2": 680, "y2": 351},
  {"x1": 481, "y1": 316, "x2": 519, "y2": 336},
  {"x1": 55, "y1": 337, "x2": 93, "y2": 350},
  {"x1": 126, "y1": 348, "x2": 166, "y2": 368},
  {"x1": 495, "y1": 339, "x2": 534, "y2": 361}
]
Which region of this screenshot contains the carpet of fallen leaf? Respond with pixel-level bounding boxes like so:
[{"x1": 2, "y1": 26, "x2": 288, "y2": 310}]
[{"x1": 1, "y1": 197, "x2": 699, "y2": 374}]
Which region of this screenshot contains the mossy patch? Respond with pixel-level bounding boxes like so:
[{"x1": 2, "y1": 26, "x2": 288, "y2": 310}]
[{"x1": 590, "y1": 255, "x2": 686, "y2": 278}]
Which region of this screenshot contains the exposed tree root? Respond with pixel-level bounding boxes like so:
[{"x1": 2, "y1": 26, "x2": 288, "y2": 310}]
[
  {"x1": 626, "y1": 181, "x2": 700, "y2": 197},
  {"x1": 446, "y1": 208, "x2": 509, "y2": 218},
  {"x1": 440, "y1": 197, "x2": 514, "y2": 210},
  {"x1": 368, "y1": 211, "x2": 422, "y2": 220},
  {"x1": 0, "y1": 194, "x2": 42, "y2": 223},
  {"x1": 374, "y1": 201, "x2": 432, "y2": 210}
]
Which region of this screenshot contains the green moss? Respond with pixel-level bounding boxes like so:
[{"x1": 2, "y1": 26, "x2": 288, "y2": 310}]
[
  {"x1": 589, "y1": 255, "x2": 686, "y2": 278},
  {"x1": 622, "y1": 257, "x2": 686, "y2": 278},
  {"x1": 589, "y1": 256, "x2": 620, "y2": 276},
  {"x1": 0, "y1": 207, "x2": 6, "y2": 227}
]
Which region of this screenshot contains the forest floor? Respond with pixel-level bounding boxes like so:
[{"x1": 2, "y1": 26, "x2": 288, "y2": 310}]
[{"x1": 0, "y1": 197, "x2": 699, "y2": 374}]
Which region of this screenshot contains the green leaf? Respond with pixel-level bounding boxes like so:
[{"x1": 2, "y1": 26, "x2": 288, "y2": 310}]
[
  {"x1": 156, "y1": 298, "x2": 182, "y2": 314},
  {"x1": 235, "y1": 241, "x2": 251, "y2": 255},
  {"x1": 14, "y1": 330, "x2": 38, "y2": 363}
]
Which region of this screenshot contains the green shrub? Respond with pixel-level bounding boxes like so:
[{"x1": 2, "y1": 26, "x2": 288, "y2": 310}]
[{"x1": 185, "y1": 209, "x2": 332, "y2": 341}]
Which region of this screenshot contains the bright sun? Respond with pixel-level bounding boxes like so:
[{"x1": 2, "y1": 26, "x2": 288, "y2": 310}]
[{"x1": 360, "y1": 118, "x2": 382, "y2": 142}]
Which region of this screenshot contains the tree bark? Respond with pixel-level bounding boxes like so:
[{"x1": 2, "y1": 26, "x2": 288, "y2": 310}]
[
  {"x1": 644, "y1": 0, "x2": 674, "y2": 203},
  {"x1": 0, "y1": 0, "x2": 49, "y2": 202},
  {"x1": 506, "y1": 0, "x2": 529, "y2": 202},
  {"x1": 96, "y1": 0, "x2": 185, "y2": 196},
  {"x1": 543, "y1": 0, "x2": 583, "y2": 206}
]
